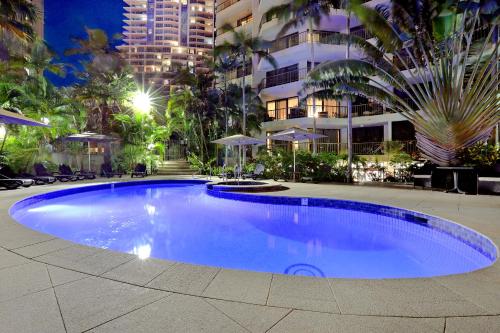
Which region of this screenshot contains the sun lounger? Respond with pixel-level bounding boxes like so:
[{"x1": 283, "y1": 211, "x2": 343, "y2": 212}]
[
  {"x1": 0, "y1": 166, "x2": 35, "y2": 187},
  {"x1": 131, "y1": 163, "x2": 147, "y2": 178},
  {"x1": 101, "y1": 162, "x2": 123, "y2": 178},
  {"x1": 34, "y1": 163, "x2": 77, "y2": 182}
]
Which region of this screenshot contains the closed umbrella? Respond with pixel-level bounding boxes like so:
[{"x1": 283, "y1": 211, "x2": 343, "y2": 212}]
[
  {"x1": 212, "y1": 134, "x2": 265, "y2": 178},
  {"x1": 270, "y1": 127, "x2": 326, "y2": 181},
  {"x1": 64, "y1": 132, "x2": 119, "y2": 171}
]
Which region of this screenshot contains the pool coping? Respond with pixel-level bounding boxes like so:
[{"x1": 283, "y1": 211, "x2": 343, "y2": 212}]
[{"x1": 1, "y1": 176, "x2": 500, "y2": 330}]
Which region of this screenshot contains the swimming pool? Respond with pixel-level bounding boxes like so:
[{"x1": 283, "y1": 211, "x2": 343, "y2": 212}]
[{"x1": 10, "y1": 180, "x2": 497, "y2": 278}]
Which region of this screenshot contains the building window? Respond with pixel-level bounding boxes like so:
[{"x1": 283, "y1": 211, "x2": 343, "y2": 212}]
[{"x1": 266, "y1": 97, "x2": 299, "y2": 120}]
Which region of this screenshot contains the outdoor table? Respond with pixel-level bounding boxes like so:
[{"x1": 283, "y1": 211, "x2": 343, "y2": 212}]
[{"x1": 436, "y1": 166, "x2": 475, "y2": 194}]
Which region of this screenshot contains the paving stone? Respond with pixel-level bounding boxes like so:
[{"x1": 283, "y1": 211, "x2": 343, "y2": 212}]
[
  {"x1": 0, "y1": 247, "x2": 29, "y2": 269},
  {"x1": 12, "y1": 238, "x2": 75, "y2": 258},
  {"x1": 102, "y1": 257, "x2": 175, "y2": 286},
  {"x1": 0, "y1": 262, "x2": 51, "y2": 302},
  {"x1": 267, "y1": 274, "x2": 340, "y2": 313},
  {"x1": 88, "y1": 294, "x2": 247, "y2": 332},
  {"x1": 146, "y1": 262, "x2": 220, "y2": 295},
  {"x1": 0, "y1": 223, "x2": 54, "y2": 249},
  {"x1": 47, "y1": 265, "x2": 90, "y2": 286},
  {"x1": 445, "y1": 315, "x2": 500, "y2": 333},
  {"x1": 207, "y1": 299, "x2": 291, "y2": 333},
  {"x1": 37, "y1": 246, "x2": 135, "y2": 275},
  {"x1": 203, "y1": 269, "x2": 272, "y2": 304},
  {"x1": 329, "y1": 278, "x2": 487, "y2": 317},
  {"x1": 55, "y1": 276, "x2": 169, "y2": 333},
  {"x1": 0, "y1": 288, "x2": 66, "y2": 333},
  {"x1": 268, "y1": 310, "x2": 444, "y2": 333}
]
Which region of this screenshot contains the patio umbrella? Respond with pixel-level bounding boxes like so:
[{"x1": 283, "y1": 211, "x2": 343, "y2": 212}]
[
  {"x1": 0, "y1": 108, "x2": 50, "y2": 154},
  {"x1": 270, "y1": 127, "x2": 326, "y2": 181},
  {"x1": 0, "y1": 108, "x2": 50, "y2": 127},
  {"x1": 212, "y1": 134, "x2": 265, "y2": 178},
  {"x1": 64, "y1": 132, "x2": 119, "y2": 171}
]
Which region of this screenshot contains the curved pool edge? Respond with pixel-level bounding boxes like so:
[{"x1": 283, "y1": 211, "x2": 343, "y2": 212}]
[
  {"x1": 206, "y1": 188, "x2": 499, "y2": 266},
  {"x1": 7, "y1": 178, "x2": 498, "y2": 278},
  {"x1": 1, "y1": 177, "x2": 500, "y2": 323}
]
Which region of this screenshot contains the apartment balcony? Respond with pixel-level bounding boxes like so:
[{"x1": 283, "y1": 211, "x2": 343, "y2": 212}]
[
  {"x1": 270, "y1": 140, "x2": 418, "y2": 156},
  {"x1": 267, "y1": 104, "x2": 387, "y2": 122},
  {"x1": 259, "y1": 30, "x2": 370, "y2": 71},
  {"x1": 215, "y1": 0, "x2": 251, "y2": 30}
]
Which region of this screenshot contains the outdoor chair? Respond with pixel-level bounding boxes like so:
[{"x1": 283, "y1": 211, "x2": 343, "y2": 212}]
[
  {"x1": 34, "y1": 163, "x2": 78, "y2": 182},
  {"x1": 131, "y1": 163, "x2": 147, "y2": 178},
  {"x1": 0, "y1": 165, "x2": 35, "y2": 187},
  {"x1": 0, "y1": 179, "x2": 23, "y2": 190},
  {"x1": 59, "y1": 165, "x2": 86, "y2": 181},
  {"x1": 101, "y1": 162, "x2": 123, "y2": 178},
  {"x1": 242, "y1": 163, "x2": 265, "y2": 180},
  {"x1": 18, "y1": 172, "x2": 56, "y2": 185}
]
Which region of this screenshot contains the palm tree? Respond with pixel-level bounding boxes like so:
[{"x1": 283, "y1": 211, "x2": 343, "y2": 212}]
[
  {"x1": 306, "y1": 0, "x2": 499, "y2": 166},
  {"x1": 0, "y1": 0, "x2": 37, "y2": 41},
  {"x1": 261, "y1": 0, "x2": 337, "y2": 154},
  {"x1": 214, "y1": 25, "x2": 277, "y2": 136},
  {"x1": 214, "y1": 54, "x2": 237, "y2": 163},
  {"x1": 67, "y1": 29, "x2": 135, "y2": 135}
]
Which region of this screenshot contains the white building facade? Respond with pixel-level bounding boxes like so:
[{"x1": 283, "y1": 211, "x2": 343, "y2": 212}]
[
  {"x1": 119, "y1": 0, "x2": 214, "y2": 94},
  {"x1": 215, "y1": 0, "x2": 417, "y2": 156}
]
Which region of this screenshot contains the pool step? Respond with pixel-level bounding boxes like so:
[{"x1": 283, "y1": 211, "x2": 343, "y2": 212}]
[{"x1": 157, "y1": 160, "x2": 193, "y2": 175}]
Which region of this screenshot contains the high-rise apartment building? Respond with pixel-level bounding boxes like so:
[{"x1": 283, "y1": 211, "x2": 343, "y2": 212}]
[
  {"x1": 30, "y1": 0, "x2": 44, "y2": 38},
  {"x1": 215, "y1": 0, "x2": 416, "y2": 155},
  {"x1": 119, "y1": 0, "x2": 215, "y2": 94}
]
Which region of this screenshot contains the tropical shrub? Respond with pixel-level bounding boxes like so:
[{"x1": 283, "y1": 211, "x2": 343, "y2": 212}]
[{"x1": 459, "y1": 143, "x2": 500, "y2": 167}]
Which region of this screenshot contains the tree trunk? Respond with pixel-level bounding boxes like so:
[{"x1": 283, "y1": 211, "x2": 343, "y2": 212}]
[{"x1": 346, "y1": 12, "x2": 353, "y2": 183}]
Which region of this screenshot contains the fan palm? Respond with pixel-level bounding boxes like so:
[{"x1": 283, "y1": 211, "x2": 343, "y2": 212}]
[{"x1": 306, "y1": 0, "x2": 499, "y2": 166}]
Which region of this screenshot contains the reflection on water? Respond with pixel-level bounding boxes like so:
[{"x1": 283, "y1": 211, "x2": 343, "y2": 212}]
[{"x1": 11, "y1": 183, "x2": 494, "y2": 278}]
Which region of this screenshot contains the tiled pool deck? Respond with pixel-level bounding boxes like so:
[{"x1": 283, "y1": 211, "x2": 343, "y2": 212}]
[{"x1": 0, "y1": 176, "x2": 499, "y2": 332}]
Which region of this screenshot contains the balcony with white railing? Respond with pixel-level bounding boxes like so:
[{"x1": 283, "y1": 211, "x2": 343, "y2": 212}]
[{"x1": 266, "y1": 103, "x2": 388, "y2": 122}]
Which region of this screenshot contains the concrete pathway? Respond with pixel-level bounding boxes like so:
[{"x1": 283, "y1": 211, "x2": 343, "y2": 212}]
[{"x1": 0, "y1": 177, "x2": 499, "y2": 332}]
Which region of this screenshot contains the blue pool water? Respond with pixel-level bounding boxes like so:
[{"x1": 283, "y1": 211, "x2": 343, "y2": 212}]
[{"x1": 10, "y1": 181, "x2": 496, "y2": 278}]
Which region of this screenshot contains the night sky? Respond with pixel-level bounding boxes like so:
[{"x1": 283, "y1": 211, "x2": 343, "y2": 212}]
[{"x1": 45, "y1": 0, "x2": 123, "y2": 85}]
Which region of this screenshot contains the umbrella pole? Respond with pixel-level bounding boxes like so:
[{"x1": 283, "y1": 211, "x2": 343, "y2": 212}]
[
  {"x1": 238, "y1": 145, "x2": 241, "y2": 181},
  {"x1": 293, "y1": 143, "x2": 296, "y2": 182},
  {"x1": 88, "y1": 142, "x2": 91, "y2": 171}
]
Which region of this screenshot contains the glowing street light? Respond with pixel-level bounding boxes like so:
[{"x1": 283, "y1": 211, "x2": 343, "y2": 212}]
[{"x1": 132, "y1": 90, "x2": 152, "y2": 114}]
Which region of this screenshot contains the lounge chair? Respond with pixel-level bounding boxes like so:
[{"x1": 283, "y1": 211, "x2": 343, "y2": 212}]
[
  {"x1": 242, "y1": 163, "x2": 265, "y2": 180},
  {"x1": 59, "y1": 165, "x2": 85, "y2": 180},
  {"x1": 101, "y1": 162, "x2": 123, "y2": 178},
  {"x1": 131, "y1": 163, "x2": 147, "y2": 178},
  {"x1": 34, "y1": 163, "x2": 78, "y2": 182},
  {"x1": 0, "y1": 166, "x2": 35, "y2": 187},
  {"x1": 0, "y1": 179, "x2": 23, "y2": 190},
  {"x1": 60, "y1": 164, "x2": 96, "y2": 180}
]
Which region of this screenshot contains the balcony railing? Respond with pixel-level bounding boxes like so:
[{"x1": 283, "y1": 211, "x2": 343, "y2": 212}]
[
  {"x1": 267, "y1": 103, "x2": 387, "y2": 121},
  {"x1": 350, "y1": 27, "x2": 374, "y2": 40},
  {"x1": 262, "y1": 68, "x2": 309, "y2": 88},
  {"x1": 216, "y1": 0, "x2": 240, "y2": 13},
  {"x1": 269, "y1": 30, "x2": 361, "y2": 53},
  {"x1": 268, "y1": 141, "x2": 418, "y2": 156}
]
